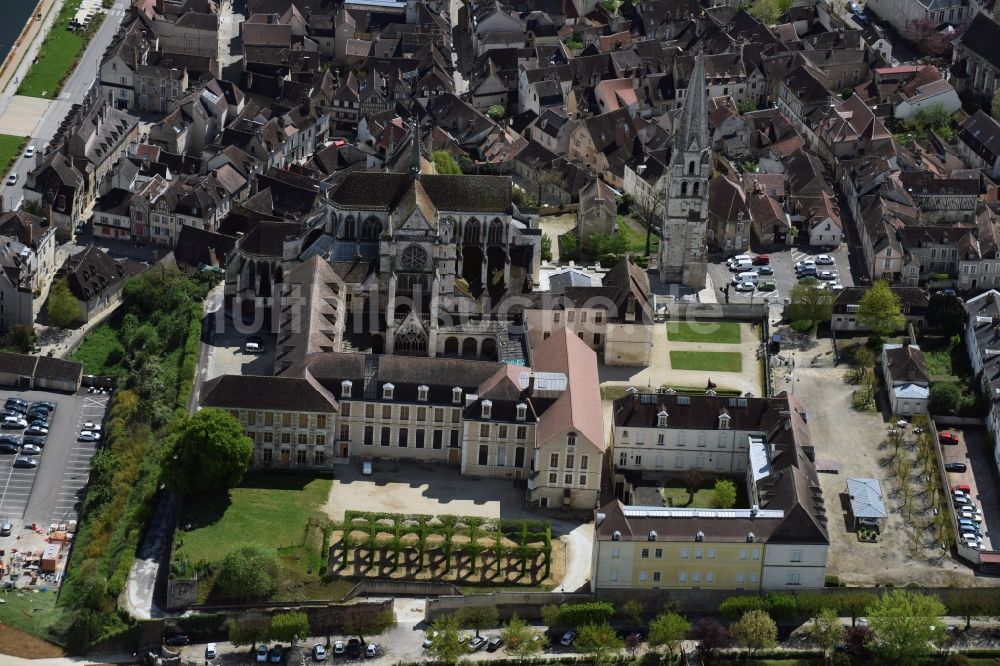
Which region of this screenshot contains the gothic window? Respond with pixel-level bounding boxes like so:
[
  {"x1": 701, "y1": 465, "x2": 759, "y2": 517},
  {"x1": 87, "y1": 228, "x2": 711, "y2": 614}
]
[
  {"x1": 343, "y1": 216, "x2": 356, "y2": 239},
  {"x1": 463, "y1": 218, "x2": 481, "y2": 243},
  {"x1": 688, "y1": 161, "x2": 695, "y2": 175},
  {"x1": 681, "y1": 182, "x2": 688, "y2": 196},
  {"x1": 395, "y1": 324, "x2": 427, "y2": 355},
  {"x1": 693, "y1": 182, "x2": 700, "y2": 196},
  {"x1": 401, "y1": 245, "x2": 428, "y2": 270},
  {"x1": 487, "y1": 218, "x2": 505, "y2": 245},
  {"x1": 361, "y1": 216, "x2": 382, "y2": 240}
]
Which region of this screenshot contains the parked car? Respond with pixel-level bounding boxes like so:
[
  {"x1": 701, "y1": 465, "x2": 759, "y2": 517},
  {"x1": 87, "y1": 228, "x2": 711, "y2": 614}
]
[
  {"x1": 470, "y1": 637, "x2": 488, "y2": 652},
  {"x1": 0, "y1": 521, "x2": 12, "y2": 536},
  {"x1": 817, "y1": 270, "x2": 837, "y2": 281},
  {"x1": 734, "y1": 281, "x2": 755, "y2": 292},
  {"x1": 256, "y1": 644, "x2": 269, "y2": 662},
  {"x1": 365, "y1": 643, "x2": 378, "y2": 658},
  {"x1": 960, "y1": 509, "x2": 983, "y2": 523},
  {"x1": 5, "y1": 398, "x2": 27, "y2": 408},
  {"x1": 759, "y1": 281, "x2": 777, "y2": 291},
  {"x1": 815, "y1": 255, "x2": 835, "y2": 265},
  {"x1": 22, "y1": 436, "x2": 44, "y2": 447},
  {"x1": 346, "y1": 638, "x2": 362, "y2": 656},
  {"x1": 31, "y1": 401, "x2": 55, "y2": 412},
  {"x1": 560, "y1": 631, "x2": 576, "y2": 646},
  {"x1": 205, "y1": 643, "x2": 217, "y2": 660},
  {"x1": 755, "y1": 265, "x2": 774, "y2": 275},
  {"x1": 334, "y1": 641, "x2": 346, "y2": 655},
  {"x1": 78, "y1": 431, "x2": 99, "y2": 442},
  {"x1": 952, "y1": 483, "x2": 972, "y2": 494},
  {"x1": 163, "y1": 635, "x2": 190, "y2": 647},
  {"x1": 2, "y1": 417, "x2": 26, "y2": 429},
  {"x1": 245, "y1": 336, "x2": 263, "y2": 353},
  {"x1": 954, "y1": 495, "x2": 973, "y2": 506},
  {"x1": 752, "y1": 254, "x2": 770, "y2": 265},
  {"x1": 5, "y1": 173, "x2": 16, "y2": 186},
  {"x1": 487, "y1": 637, "x2": 504, "y2": 652},
  {"x1": 24, "y1": 426, "x2": 47, "y2": 437},
  {"x1": 20, "y1": 444, "x2": 41, "y2": 455},
  {"x1": 23, "y1": 146, "x2": 34, "y2": 159},
  {"x1": 312, "y1": 644, "x2": 326, "y2": 661},
  {"x1": 939, "y1": 432, "x2": 960, "y2": 445},
  {"x1": 0, "y1": 444, "x2": 17, "y2": 454},
  {"x1": 269, "y1": 645, "x2": 283, "y2": 663},
  {"x1": 945, "y1": 461, "x2": 967, "y2": 473}
]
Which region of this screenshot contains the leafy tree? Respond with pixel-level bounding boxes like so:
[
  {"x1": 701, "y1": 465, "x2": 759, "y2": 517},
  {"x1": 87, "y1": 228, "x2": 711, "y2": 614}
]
[
  {"x1": 993, "y1": 89, "x2": 1000, "y2": 120},
  {"x1": 764, "y1": 593, "x2": 799, "y2": 622},
  {"x1": 541, "y1": 234, "x2": 553, "y2": 261},
  {"x1": 425, "y1": 614, "x2": 469, "y2": 663},
  {"x1": 731, "y1": 610, "x2": 778, "y2": 658},
  {"x1": 711, "y1": 479, "x2": 737, "y2": 509},
  {"x1": 541, "y1": 604, "x2": 561, "y2": 629},
  {"x1": 903, "y1": 104, "x2": 956, "y2": 141},
  {"x1": 787, "y1": 279, "x2": 833, "y2": 333},
  {"x1": 344, "y1": 609, "x2": 396, "y2": 644},
  {"x1": 583, "y1": 231, "x2": 629, "y2": 260},
  {"x1": 691, "y1": 617, "x2": 731, "y2": 664},
  {"x1": 47, "y1": 278, "x2": 79, "y2": 327},
  {"x1": 648, "y1": 611, "x2": 691, "y2": 657},
  {"x1": 720, "y1": 595, "x2": 766, "y2": 621},
  {"x1": 0, "y1": 324, "x2": 36, "y2": 353},
  {"x1": 575, "y1": 622, "x2": 624, "y2": 661},
  {"x1": 948, "y1": 590, "x2": 995, "y2": 630},
  {"x1": 269, "y1": 611, "x2": 310, "y2": 643},
  {"x1": 864, "y1": 589, "x2": 947, "y2": 663},
  {"x1": 926, "y1": 293, "x2": 965, "y2": 337},
  {"x1": 457, "y1": 606, "x2": 499, "y2": 637},
  {"x1": 929, "y1": 381, "x2": 964, "y2": 415},
  {"x1": 737, "y1": 99, "x2": 757, "y2": 114},
  {"x1": 559, "y1": 601, "x2": 616, "y2": 628},
  {"x1": 810, "y1": 607, "x2": 844, "y2": 662},
  {"x1": 432, "y1": 150, "x2": 462, "y2": 175},
  {"x1": 858, "y1": 280, "x2": 906, "y2": 339},
  {"x1": 620, "y1": 599, "x2": 644, "y2": 628},
  {"x1": 487, "y1": 104, "x2": 505, "y2": 120},
  {"x1": 561, "y1": 232, "x2": 579, "y2": 261},
  {"x1": 228, "y1": 617, "x2": 270, "y2": 647},
  {"x1": 160, "y1": 408, "x2": 254, "y2": 494},
  {"x1": 501, "y1": 614, "x2": 544, "y2": 661},
  {"x1": 214, "y1": 545, "x2": 281, "y2": 601}
]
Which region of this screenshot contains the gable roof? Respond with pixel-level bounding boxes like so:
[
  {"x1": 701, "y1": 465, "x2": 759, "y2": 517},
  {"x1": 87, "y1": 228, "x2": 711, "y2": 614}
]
[{"x1": 532, "y1": 327, "x2": 605, "y2": 451}]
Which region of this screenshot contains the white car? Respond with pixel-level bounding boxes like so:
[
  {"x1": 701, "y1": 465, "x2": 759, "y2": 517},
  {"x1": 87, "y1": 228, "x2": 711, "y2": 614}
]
[
  {"x1": 5, "y1": 173, "x2": 16, "y2": 186},
  {"x1": 365, "y1": 644, "x2": 378, "y2": 658},
  {"x1": 77, "y1": 430, "x2": 99, "y2": 442},
  {"x1": 82, "y1": 421, "x2": 102, "y2": 432},
  {"x1": 333, "y1": 641, "x2": 345, "y2": 655},
  {"x1": 734, "y1": 281, "x2": 755, "y2": 292},
  {"x1": 795, "y1": 259, "x2": 816, "y2": 269},
  {"x1": 830, "y1": 283, "x2": 845, "y2": 292},
  {"x1": 815, "y1": 254, "x2": 835, "y2": 265},
  {"x1": 20, "y1": 444, "x2": 41, "y2": 455},
  {"x1": 960, "y1": 510, "x2": 983, "y2": 523},
  {"x1": 23, "y1": 146, "x2": 34, "y2": 159},
  {"x1": 205, "y1": 643, "x2": 217, "y2": 660},
  {"x1": 312, "y1": 644, "x2": 326, "y2": 661}
]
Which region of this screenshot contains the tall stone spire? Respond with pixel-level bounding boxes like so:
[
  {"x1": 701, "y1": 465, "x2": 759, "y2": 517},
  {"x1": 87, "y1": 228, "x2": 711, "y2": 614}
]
[
  {"x1": 410, "y1": 111, "x2": 421, "y2": 178},
  {"x1": 673, "y1": 50, "x2": 710, "y2": 155}
]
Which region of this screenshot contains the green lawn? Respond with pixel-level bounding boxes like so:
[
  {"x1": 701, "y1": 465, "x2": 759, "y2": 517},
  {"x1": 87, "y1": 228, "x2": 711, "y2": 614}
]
[
  {"x1": 662, "y1": 477, "x2": 750, "y2": 508},
  {"x1": 0, "y1": 588, "x2": 67, "y2": 647},
  {"x1": 17, "y1": 0, "x2": 91, "y2": 99},
  {"x1": 177, "y1": 473, "x2": 333, "y2": 564},
  {"x1": 69, "y1": 313, "x2": 125, "y2": 376},
  {"x1": 615, "y1": 216, "x2": 659, "y2": 255},
  {"x1": 667, "y1": 321, "x2": 742, "y2": 344},
  {"x1": 670, "y1": 351, "x2": 743, "y2": 372},
  {"x1": 0, "y1": 134, "x2": 27, "y2": 180}
]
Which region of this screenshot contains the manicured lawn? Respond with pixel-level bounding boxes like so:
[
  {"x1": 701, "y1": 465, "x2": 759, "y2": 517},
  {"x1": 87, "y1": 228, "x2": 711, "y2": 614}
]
[
  {"x1": 667, "y1": 320, "x2": 742, "y2": 344},
  {"x1": 615, "y1": 215, "x2": 658, "y2": 255},
  {"x1": 670, "y1": 351, "x2": 743, "y2": 372},
  {"x1": 662, "y1": 477, "x2": 750, "y2": 508},
  {"x1": 18, "y1": 0, "x2": 90, "y2": 99},
  {"x1": 0, "y1": 134, "x2": 27, "y2": 180},
  {"x1": 177, "y1": 473, "x2": 333, "y2": 564}
]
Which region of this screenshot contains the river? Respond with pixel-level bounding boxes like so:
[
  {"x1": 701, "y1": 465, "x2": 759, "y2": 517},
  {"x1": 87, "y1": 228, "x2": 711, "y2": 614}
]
[{"x1": 0, "y1": 0, "x2": 40, "y2": 65}]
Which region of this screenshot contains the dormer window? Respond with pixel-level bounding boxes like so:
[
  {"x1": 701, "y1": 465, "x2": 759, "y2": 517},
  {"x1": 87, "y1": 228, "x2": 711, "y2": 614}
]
[
  {"x1": 482, "y1": 400, "x2": 492, "y2": 419},
  {"x1": 452, "y1": 387, "x2": 462, "y2": 404},
  {"x1": 657, "y1": 410, "x2": 668, "y2": 428},
  {"x1": 695, "y1": 531, "x2": 705, "y2": 542},
  {"x1": 341, "y1": 380, "x2": 352, "y2": 398},
  {"x1": 418, "y1": 385, "x2": 429, "y2": 402},
  {"x1": 567, "y1": 432, "x2": 577, "y2": 447},
  {"x1": 516, "y1": 403, "x2": 527, "y2": 420},
  {"x1": 719, "y1": 413, "x2": 731, "y2": 429},
  {"x1": 383, "y1": 383, "x2": 394, "y2": 400}
]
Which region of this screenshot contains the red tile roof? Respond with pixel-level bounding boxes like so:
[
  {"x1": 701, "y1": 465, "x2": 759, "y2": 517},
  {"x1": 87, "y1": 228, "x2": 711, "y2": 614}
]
[{"x1": 532, "y1": 327, "x2": 606, "y2": 451}]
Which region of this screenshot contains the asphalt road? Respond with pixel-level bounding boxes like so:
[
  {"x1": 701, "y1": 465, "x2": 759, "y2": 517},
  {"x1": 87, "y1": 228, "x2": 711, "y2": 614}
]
[{"x1": 0, "y1": 0, "x2": 131, "y2": 208}]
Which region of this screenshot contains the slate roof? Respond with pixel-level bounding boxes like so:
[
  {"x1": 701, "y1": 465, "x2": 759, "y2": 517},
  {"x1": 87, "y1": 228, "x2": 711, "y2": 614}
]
[
  {"x1": 958, "y1": 14, "x2": 1000, "y2": 71},
  {"x1": 200, "y1": 374, "x2": 339, "y2": 412},
  {"x1": 883, "y1": 343, "x2": 930, "y2": 385}
]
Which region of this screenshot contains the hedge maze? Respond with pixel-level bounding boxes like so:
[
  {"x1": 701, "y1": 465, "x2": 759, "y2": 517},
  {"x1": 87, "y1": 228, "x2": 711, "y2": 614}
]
[{"x1": 329, "y1": 511, "x2": 553, "y2": 586}]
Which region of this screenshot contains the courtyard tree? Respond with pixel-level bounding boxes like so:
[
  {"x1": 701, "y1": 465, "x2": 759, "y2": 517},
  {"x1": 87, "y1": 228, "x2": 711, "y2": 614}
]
[
  {"x1": 857, "y1": 280, "x2": 906, "y2": 341},
  {"x1": 541, "y1": 234, "x2": 553, "y2": 261},
  {"x1": 487, "y1": 104, "x2": 505, "y2": 120},
  {"x1": 458, "y1": 606, "x2": 499, "y2": 637},
  {"x1": 929, "y1": 381, "x2": 964, "y2": 415},
  {"x1": 344, "y1": 609, "x2": 396, "y2": 644},
  {"x1": 864, "y1": 589, "x2": 947, "y2": 663},
  {"x1": 948, "y1": 590, "x2": 996, "y2": 630},
  {"x1": 711, "y1": 479, "x2": 737, "y2": 509},
  {"x1": 541, "y1": 604, "x2": 561, "y2": 629},
  {"x1": 214, "y1": 545, "x2": 282, "y2": 602},
  {"x1": 425, "y1": 614, "x2": 469, "y2": 664},
  {"x1": 432, "y1": 150, "x2": 462, "y2": 175},
  {"x1": 0, "y1": 323, "x2": 36, "y2": 353},
  {"x1": 926, "y1": 292, "x2": 966, "y2": 338},
  {"x1": 269, "y1": 611, "x2": 310, "y2": 643},
  {"x1": 731, "y1": 610, "x2": 778, "y2": 659},
  {"x1": 47, "y1": 278, "x2": 79, "y2": 327},
  {"x1": 228, "y1": 617, "x2": 271, "y2": 648},
  {"x1": 160, "y1": 408, "x2": 254, "y2": 494},
  {"x1": 620, "y1": 600, "x2": 644, "y2": 628},
  {"x1": 575, "y1": 622, "x2": 625, "y2": 662},
  {"x1": 691, "y1": 617, "x2": 731, "y2": 664},
  {"x1": 788, "y1": 278, "x2": 833, "y2": 333},
  {"x1": 809, "y1": 607, "x2": 844, "y2": 663},
  {"x1": 501, "y1": 614, "x2": 544, "y2": 661},
  {"x1": 648, "y1": 611, "x2": 691, "y2": 658}
]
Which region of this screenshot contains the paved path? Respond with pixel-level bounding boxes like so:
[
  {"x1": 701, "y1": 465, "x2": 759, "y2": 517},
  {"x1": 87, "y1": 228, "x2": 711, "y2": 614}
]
[
  {"x1": 0, "y1": 0, "x2": 61, "y2": 99},
  {"x1": 553, "y1": 520, "x2": 594, "y2": 592}
]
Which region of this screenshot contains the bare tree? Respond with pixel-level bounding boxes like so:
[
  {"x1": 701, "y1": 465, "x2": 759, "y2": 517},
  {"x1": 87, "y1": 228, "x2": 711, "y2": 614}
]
[{"x1": 633, "y1": 180, "x2": 665, "y2": 256}]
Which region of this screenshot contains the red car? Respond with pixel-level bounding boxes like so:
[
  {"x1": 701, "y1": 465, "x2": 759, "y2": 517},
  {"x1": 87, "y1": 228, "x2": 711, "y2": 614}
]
[
  {"x1": 952, "y1": 484, "x2": 972, "y2": 494},
  {"x1": 939, "y1": 432, "x2": 960, "y2": 446},
  {"x1": 753, "y1": 254, "x2": 770, "y2": 265}
]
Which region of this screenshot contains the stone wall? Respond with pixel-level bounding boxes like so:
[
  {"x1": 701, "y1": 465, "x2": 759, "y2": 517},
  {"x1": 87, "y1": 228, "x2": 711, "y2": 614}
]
[{"x1": 668, "y1": 302, "x2": 768, "y2": 321}]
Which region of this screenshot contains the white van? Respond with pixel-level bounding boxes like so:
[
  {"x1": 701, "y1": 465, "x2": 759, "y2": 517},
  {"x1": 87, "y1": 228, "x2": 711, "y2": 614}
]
[
  {"x1": 730, "y1": 261, "x2": 753, "y2": 273},
  {"x1": 733, "y1": 271, "x2": 759, "y2": 285},
  {"x1": 728, "y1": 254, "x2": 751, "y2": 266}
]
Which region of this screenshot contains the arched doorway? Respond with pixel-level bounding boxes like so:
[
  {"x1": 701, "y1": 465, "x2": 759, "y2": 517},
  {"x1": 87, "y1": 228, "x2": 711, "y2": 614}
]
[
  {"x1": 444, "y1": 337, "x2": 459, "y2": 356},
  {"x1": 481, "y1": 338, "x2": 497, "y2": 360},
  {"x1": 462, "y1": 338, "x2": 478, "y2": 357}
]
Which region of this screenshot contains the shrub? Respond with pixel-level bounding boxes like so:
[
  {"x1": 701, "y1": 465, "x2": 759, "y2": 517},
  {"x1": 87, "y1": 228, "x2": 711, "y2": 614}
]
[
  {"x1": 720, "y1": 595, "x2": 766, "y2": 621},
  {"x1": 214, "y1": 545, "x2": 282, "y2": 601},
  {"x1": 790, "y1": 319, "x2": 814, "y2": 334}
]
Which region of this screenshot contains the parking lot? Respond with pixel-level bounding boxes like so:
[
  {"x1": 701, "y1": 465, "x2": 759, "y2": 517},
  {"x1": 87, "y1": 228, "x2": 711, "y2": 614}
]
[
  {"x1": 707, "y1": 244, "x2": 855, "y2": 304},
  {"x1": 941, "y1": 425, "x2": 1000, "y2": 552},
  {"x1": 0, "y1": 388, "x2": 109, "y2": 533},
  {"x1": 204, "y1": 317, "x2": 275, "y2": 381}
]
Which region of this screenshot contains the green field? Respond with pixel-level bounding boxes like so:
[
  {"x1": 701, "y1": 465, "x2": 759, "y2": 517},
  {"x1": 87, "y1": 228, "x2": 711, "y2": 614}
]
[
  {"x1": 177, "y1": 473, "x2": 333, "y2": 563},
  {"x1": 667, "y1": 321, "x2": 742, "y2": 344},
  {"x1": 17, "y1": 0, "x2": 94, "y2": 99},
  {"x1": 662, "y1": 477, "x2": 750, "y2": 508},
  {"x1": 68, "y1": 313, "x2": 124, "y2": 375},
  {"x1": 0, "y1": 588, "x2": 67, "y2": 648},
  {"x1": 670, "y1": 351, "x2": 743, "y2": 372},
  {"x1": 0, "y1": 134, "x2": 27, "y2": 180}
]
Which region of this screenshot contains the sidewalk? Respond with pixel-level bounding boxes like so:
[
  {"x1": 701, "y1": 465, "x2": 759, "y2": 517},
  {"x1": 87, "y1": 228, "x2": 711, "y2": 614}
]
[{"x1": 0, "y1": 0, "x2": 61, "y2": 98}]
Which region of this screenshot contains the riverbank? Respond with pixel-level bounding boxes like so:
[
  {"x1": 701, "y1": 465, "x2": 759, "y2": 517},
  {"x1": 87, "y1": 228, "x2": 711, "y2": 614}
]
[{"x1": 0, "y1": 0, "x2": 60, "y2": 96}]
